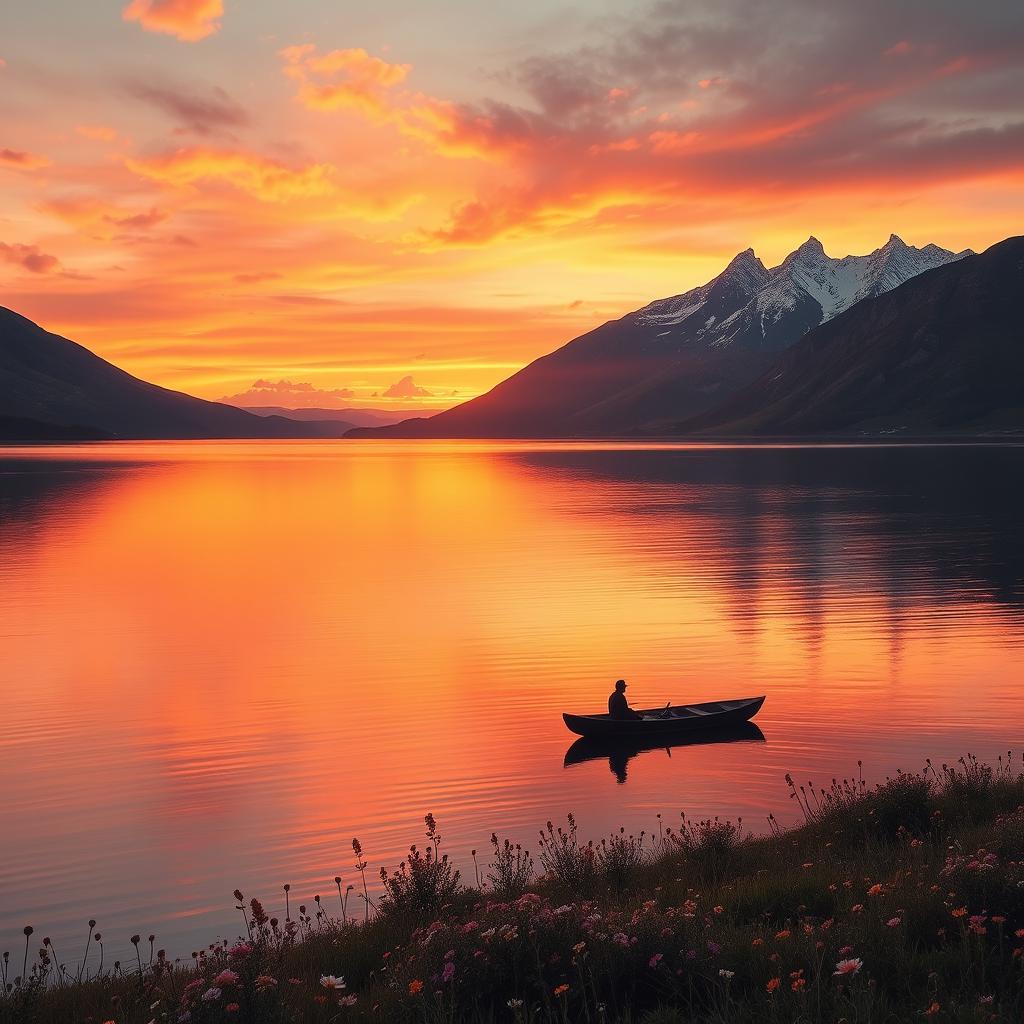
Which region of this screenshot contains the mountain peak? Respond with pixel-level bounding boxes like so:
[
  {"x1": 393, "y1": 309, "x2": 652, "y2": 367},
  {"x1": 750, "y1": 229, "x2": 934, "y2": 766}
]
[{"x1": 795, "y1": 235, "x2": 826, "y2": 257}]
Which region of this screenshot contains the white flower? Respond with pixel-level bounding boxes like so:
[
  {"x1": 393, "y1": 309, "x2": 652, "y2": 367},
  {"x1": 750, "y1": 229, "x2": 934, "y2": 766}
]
[
  {"x1": 719, "y1": 969, "x2": 735, "y2": 979},
  {"x1": 507, "y1": 998, "x2": 524, "y2": 1008},
  {"x1": 320, "y1": 975, "x2": 347, "y2": 990}
]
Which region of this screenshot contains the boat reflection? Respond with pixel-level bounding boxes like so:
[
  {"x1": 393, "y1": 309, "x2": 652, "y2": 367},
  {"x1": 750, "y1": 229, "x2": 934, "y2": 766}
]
[{"x1": 563, "y1": 722, "x2": 766, "y2": 784}]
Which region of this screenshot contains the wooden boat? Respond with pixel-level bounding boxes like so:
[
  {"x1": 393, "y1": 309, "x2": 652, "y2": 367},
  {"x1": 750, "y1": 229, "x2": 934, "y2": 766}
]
[{"x1": 562, "y1": 695, "x2": 765, "y2": 739}]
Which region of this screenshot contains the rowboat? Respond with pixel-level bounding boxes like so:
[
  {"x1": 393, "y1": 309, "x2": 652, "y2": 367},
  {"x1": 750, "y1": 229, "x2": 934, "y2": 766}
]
[{"x1": 562, "y1": 695, "x2": 765, "y2": 739}]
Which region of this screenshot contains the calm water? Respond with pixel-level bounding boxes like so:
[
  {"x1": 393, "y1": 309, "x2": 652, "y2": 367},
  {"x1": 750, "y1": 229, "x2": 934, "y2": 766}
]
[{"x1": 1, "y1": 441, "x2": 1022, "y2": 963}]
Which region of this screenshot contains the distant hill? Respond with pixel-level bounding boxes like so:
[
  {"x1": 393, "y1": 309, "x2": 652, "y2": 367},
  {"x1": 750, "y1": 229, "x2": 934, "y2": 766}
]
[
  {"x1": 350, "y1": 234, "x2": 970, "y2": 438},
  {"x1": 236, "y1": 406, "x2": 410, "y2": 428},
  {"x1": 678, "y1": 236, "x2": 1024, "y2": 436},
  {"x1": 0, "y1": 307, "x2": 351, "y2": 439}
]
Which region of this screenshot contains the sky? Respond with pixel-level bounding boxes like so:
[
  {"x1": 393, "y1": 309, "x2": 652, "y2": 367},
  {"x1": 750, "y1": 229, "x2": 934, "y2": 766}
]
[{"x1": 1, "y1": 0, "x2": 1023, "y2": 409}]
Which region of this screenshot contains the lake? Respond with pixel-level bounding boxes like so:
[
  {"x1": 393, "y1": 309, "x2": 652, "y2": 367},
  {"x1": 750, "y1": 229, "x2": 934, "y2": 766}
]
[{"x1": 1, "y1": 441, "x2": 1022, "y2": 964}]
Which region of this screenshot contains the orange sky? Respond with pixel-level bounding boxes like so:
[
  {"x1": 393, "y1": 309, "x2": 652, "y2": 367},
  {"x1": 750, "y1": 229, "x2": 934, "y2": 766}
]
[{"x1": 1, "y1": 0, "x2": 1023, "y2": 408}]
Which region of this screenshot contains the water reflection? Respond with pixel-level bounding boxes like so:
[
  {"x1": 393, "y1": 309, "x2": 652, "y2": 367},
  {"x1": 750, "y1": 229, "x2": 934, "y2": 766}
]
[{"x1": 564, "y1": 723, "x2": 766, "y2": 783}]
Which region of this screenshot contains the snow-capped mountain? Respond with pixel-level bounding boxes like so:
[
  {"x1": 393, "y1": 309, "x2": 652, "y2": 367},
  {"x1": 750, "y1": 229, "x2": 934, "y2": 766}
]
[
  {"x1": 352, "y1": 234, "x2": 975, "y2": 438},
  {"x1": 637, "y1": 234, "x2": 972, "y2": 352}
]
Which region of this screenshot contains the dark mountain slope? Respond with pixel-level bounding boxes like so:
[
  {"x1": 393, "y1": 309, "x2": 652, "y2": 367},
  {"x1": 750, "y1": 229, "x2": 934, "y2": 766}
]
[
  {"x1": 0, "y1": 307, "x2": 349, "y2": 439},
  {"x1": 679, "y1": 236, "x2": 1024, "y2": 436}
]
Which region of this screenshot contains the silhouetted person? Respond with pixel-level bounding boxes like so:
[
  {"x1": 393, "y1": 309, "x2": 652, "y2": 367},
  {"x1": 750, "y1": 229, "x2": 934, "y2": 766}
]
[{"x1": 608, "y1": 679, "x2": 643, "y2": 721}]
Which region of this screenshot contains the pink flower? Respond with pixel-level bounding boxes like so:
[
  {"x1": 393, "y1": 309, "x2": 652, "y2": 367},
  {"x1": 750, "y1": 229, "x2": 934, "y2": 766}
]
[
  {"x1": 886, "y1": 917, "x2": 901, "y2": 928},
  {"x1": 201, "y1": 987, "x2": 222, "y2": 1002},
  {"x1": 214, "y1": 970, "x2": 239, "y2": 987},
  {"x1": 225, "y1": 1004, "x2": 240, "y2": 1014},
  {"x1": 227, "y1": 942, "x2": 252, "y2": 959},
  {"x1": 339, "y1": 994, "x2": 358, "y2": 1006},
  {"x1": 834, "y1": 958, "x2": 863, "y2": 978},
  {"x1": 649, "y1": 953, "x2": 663, "y2": 968},
  {"x1": 442, "y1": 962, "x2": 456, "y2": 983}
]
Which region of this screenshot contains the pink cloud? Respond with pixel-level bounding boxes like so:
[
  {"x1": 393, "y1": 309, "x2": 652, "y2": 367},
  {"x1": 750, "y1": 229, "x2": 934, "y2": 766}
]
[
  {"x1": 1, "y1": 148, "x2": 51, "y2": 170},
  {"x1": 122, "y1": 0, "x2": 223, "y2": 42},
  {"x1": 382, "y1": 375, "x2": 432, "y2": 398}
]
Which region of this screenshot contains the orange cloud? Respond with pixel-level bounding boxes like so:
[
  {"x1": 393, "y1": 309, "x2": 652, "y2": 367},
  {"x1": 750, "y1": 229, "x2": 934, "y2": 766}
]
[
  {"x1": 76, "y1": 124, "x2": 119, "y2": 142},
  {"x1": 125, "y1": 148, "x2": 336, "y2": 202},
  {"x1": 279, "y1": 44, "x2": 515, "y2": 161},
  {"x1": 1, "y1": 148, "x2": 51, "y2": 170},
  {"x1": 39, "y1": 197, "x2": 170, "y2": 237},
  {"x1": 122, "y1": 0, "x2": 223, "y2": 42},
  {"x1": 0, "y1": 242, "x2": 60, "y2": 274},
  {"x1": 281, "y1": 45, "x2": 411, "y2": 117}
]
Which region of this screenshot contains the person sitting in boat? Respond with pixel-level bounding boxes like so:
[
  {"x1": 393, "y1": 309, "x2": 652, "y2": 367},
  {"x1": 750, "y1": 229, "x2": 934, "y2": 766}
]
[{"x1": 608, "y1": 679, "x2": 643, "y2": 720}]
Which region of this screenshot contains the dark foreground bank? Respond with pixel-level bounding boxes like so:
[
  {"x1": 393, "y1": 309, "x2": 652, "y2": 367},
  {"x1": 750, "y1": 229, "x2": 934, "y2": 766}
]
[{"x1": 4, "y1": 754, "x2": 1024, "y2": 1023}]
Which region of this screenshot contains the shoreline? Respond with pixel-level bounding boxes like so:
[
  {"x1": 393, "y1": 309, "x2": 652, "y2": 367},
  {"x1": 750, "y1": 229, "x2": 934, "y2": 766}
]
[{"x1": 5, "y1": 753, "x2": 1024, "y2": 1022}]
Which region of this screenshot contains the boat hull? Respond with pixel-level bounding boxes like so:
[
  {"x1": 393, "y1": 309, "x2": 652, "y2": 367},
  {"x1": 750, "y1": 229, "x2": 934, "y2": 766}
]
[{"x1": 562, "y1": 696, "x2": 765, "y2": 739}]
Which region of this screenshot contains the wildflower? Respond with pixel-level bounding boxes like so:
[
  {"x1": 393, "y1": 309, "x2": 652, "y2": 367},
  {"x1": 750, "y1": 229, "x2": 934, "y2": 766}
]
[
  {"x1": 649, "y1": 953, "x2": 664, "y2": 968},
  {"x1": 320, "y1": 976, "x2": 346, "y2": 991},
  {"x1": 227, "y1": 942, "x2": 251, "y2": 958},
  {"x1": 507, "y1": 998, "x2": 524, "y2": 1008},
  {"x1": 867, "y1": 884, "x2": 883, "y2": 896},
  {"x1": 255, "y1": 975, "x2": 277, "y2": 992},
  {"x1": 1016, "y1": 929, "x2": 1024, "y2": 938},
  {"x1": 214, "y1": 969, "x2": 239, "y2": 987},
  {"x1": 925, "y1": 1002, "x2": 940, "y2": 1016},
  {"x1": 201, "y1": 988, "x2": 222, "y2": 1002},
  {"x1": 766, "y1": 977, "x2": 780, "y2": 993},
  {"x1": 774, "y1": 929, "x2": 791, "y2": 940},
  {"x1": 752, "y1": 937, "x2": 764, "y2": 947},
  {"x1": 442, "y1": 962, "x2": 456, "y2": 983},
  {"x1": 573, "y1": 942, "x2": 586, "y2": 955},
  {"x1": 339, "y1": 995, "x2": 358, "y2": 1007},
  {"x1": 409, "y1": 980, "x2": 424, "y2": 995},
  {"x1": 992, "y1": 915, "x2": 1006, "y2": 925},
  {"x1": 802, "y1": 862, "x2": 814, "y2": 869},
  {"x1": 225, "y1": 1005, "x2": 239, "y2": 1014},
  {"x1": 979, "y1": 995, "x2": 994, "y2": 1005},
  {"x1": 951, "y1": 906, "x2": 968, "y2": 918},
  {"x1": 851, "y1": 904, "x2": 864, "y2": 913},
  {"x1": 707, "y1": 940, "x2": 721, "y2": 955},
  {"x1": 713, "y1": 905, "x2": 724, "y2": 914},
  {"x1": 834, "y1": 958, "x2": 863, "y2": 977},
  {"x1": 886, "y1": 917, "x2": 901, "y2": 928},
  {"x1": 719, "y1": 969, "x2": 734, "y2": 979},
  {"x1": 554, "y1": 984, "x2": 569, "y2": 996},
  {"x1": 791, "y1": 977, "x2": 806, "y2": 992}
]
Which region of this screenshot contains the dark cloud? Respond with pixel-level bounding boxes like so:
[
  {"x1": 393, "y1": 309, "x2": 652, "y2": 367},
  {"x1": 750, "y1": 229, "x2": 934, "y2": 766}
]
[
  {"x1": 123, "y1": 78, "x2": 250, "y2": 136},
  {"x1": 0, "y1": 241, "x2": 60, "y2": 274},
  {"x1": 426, "y1": 0, "x2": 1024, "y2": 243}
]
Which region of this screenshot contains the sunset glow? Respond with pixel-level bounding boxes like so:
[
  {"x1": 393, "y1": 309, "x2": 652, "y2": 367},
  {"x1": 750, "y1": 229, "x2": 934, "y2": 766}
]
[{"x1": 2, "y1": 1, "x2": 1022, "y2": 407}]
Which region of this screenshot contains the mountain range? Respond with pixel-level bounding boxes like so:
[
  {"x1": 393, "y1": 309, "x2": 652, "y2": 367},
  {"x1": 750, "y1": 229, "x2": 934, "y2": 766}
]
[
  {"x1": 2, "y1": 233, "x2": 1020, "y2": 442},
  {"x1": 353, "y1": 234, "x2": 976, "y2": 437}
]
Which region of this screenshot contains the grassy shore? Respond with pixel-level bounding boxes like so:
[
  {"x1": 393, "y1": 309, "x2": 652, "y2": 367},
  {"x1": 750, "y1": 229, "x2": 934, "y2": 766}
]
[{"x1": 4, "y1": 753, "x2": 1024, "y2": 1023}]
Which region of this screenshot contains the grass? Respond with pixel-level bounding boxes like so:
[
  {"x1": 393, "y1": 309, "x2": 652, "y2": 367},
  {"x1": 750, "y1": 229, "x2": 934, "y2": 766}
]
[{"x1": 4, "y1": 752, "x2": 1024, "y2": 1023}]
